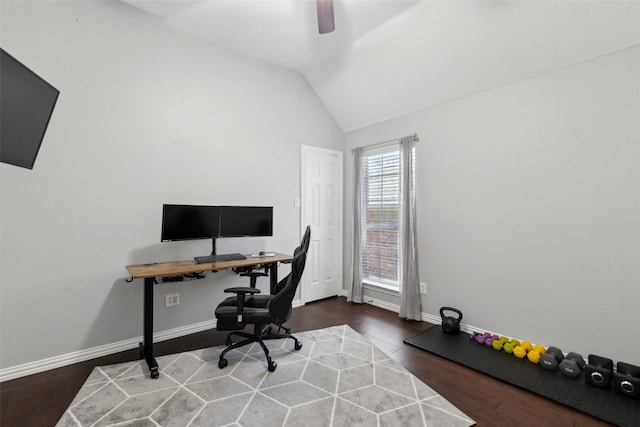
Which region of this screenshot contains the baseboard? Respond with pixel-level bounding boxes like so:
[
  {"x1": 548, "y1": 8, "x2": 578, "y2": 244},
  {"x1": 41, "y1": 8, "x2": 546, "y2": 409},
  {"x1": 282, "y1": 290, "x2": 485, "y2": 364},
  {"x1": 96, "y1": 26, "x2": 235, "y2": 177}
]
[
  {"x1": 362, "y1": 294, "x2": 440, "y2": 323},
  {"x1": 0, "y1": 319, "x2": 217, "y2": 383},
  {"x1": 1, "y1": 301, "x2": 305, "y2": 382},
  {"x1": 361, "y1": 294, "x2": 486, "y2": 336},
  {"x1": 363, "y1": 294, "x2": 401, "y2": 313},
  {"x1": 1, "y1": 296, "x2": 485, "y2": 383}
]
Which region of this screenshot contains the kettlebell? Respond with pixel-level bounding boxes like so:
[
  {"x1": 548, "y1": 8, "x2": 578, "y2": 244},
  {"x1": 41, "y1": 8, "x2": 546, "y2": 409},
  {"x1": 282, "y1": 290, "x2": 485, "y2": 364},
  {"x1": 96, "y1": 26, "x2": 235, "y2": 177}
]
[{"x1": 440, "y1": 307, "x2": 463, "y2": 335}]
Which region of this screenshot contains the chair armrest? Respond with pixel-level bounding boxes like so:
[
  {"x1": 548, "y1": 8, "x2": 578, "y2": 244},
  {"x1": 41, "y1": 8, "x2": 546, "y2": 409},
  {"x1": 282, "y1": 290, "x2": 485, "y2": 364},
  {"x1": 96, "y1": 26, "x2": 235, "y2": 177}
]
[
  {"x1": 224, "y1": 287, "x2": 261, "y2": 294},
  {"x1": 222, "y1": 287, "x2": 260, "y2": 322}
]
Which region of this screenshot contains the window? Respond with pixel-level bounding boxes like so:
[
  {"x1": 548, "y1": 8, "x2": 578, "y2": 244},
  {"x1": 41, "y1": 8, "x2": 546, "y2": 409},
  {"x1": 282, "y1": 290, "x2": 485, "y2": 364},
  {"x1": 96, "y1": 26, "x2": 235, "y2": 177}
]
[
  {"x1": 351, "y1": 136, "x2": 419, "y2": 313},
  {"x1": 360, "y1": 145, "x2": 403, "y2": 289}
]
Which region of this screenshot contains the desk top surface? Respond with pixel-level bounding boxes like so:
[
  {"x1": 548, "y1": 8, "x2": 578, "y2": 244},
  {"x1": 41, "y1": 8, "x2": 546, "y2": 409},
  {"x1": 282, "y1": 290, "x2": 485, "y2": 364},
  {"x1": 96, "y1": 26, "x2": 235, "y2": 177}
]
[{"x1": 126, "y1": 252, "x2": 293, "y2": 278}]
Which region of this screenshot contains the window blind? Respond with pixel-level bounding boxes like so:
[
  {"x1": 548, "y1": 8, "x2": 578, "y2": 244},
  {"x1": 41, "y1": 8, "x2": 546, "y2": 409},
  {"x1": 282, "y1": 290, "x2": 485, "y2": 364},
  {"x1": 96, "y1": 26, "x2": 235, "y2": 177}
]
[{"x1": 361, "y1": 147, "x2": 400, "y2": 285}]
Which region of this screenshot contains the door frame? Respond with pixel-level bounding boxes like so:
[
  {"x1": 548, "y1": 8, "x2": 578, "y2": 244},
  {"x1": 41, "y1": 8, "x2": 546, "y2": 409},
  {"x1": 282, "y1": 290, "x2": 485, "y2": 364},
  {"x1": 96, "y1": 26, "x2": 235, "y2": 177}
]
[{"x1": 300, "y1": 144, "x2": 344, "y2": 304}]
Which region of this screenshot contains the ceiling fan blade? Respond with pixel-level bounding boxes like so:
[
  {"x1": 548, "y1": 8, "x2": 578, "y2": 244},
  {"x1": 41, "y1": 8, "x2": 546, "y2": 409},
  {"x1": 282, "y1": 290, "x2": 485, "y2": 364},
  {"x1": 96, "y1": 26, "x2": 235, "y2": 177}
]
[{"x1": 316, "y1": 0, "x2": 335, "y2": 34}]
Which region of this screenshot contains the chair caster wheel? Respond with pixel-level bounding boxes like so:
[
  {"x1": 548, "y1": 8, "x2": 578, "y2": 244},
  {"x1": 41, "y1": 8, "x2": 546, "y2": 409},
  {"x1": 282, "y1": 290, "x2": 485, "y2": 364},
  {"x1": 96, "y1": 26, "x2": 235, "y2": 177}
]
[
  {"x1": 150, "y1": 369, "x2": 159, "y2": 379},
  {"x1": 218, "y1": 358, "x2": 228, "y2": 369},
  {"x1": 294, "y1": 341, "x2": 303, "y2": 351},
  {"x1": 268, "y1": 361, "x2": 277, "y2": 372}
]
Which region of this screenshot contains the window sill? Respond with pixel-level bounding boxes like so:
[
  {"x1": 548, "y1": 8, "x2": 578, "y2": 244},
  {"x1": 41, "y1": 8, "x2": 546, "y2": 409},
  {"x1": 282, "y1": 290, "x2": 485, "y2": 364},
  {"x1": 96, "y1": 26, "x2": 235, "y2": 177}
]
[{"x1": 363, "y1": 279, "x2": 400, "y2": 296}]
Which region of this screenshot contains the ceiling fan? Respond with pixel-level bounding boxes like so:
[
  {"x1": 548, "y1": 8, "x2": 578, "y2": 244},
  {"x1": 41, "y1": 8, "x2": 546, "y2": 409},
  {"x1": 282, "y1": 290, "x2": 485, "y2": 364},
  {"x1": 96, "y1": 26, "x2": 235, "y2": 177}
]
[{"x1": 316, "y1": 0, "x2": 335, "y2": 34}]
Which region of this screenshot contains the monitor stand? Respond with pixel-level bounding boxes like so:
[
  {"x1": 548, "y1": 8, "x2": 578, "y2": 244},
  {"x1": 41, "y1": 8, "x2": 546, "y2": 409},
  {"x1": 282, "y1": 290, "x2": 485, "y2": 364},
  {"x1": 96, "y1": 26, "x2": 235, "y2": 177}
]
[
  {"x1": 193, "y1": 238, "x2": 220, "y2": 265},
  {"x1": 211, "y1": 237, "x2": 217, "y2": 256}
]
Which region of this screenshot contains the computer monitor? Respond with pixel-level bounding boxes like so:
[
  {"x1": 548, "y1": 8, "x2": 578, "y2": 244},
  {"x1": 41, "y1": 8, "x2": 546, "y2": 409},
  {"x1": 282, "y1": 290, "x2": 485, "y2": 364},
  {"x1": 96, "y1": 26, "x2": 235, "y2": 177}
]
[
  {"x1": 161, "y1": 204, "x2": 220, "y2": 242},
  {"x1": 1, "y1": 48, "x2": 60, "y2": 170},
  {"x1": 219, "y1": 206, "x2": 273, "y2": 237}
]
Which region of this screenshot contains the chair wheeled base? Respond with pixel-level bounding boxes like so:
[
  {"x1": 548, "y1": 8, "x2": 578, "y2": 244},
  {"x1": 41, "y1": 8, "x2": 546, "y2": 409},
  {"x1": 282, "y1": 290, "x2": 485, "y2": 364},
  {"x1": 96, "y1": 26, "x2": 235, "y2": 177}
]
[{"x1": 218, "y1": 324, "x2": 303, "y2": 372}]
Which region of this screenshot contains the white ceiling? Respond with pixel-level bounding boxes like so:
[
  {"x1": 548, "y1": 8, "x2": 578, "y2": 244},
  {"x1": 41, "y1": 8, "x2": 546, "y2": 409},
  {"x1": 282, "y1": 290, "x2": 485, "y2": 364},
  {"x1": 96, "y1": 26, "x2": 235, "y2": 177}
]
[{"x1": 121, "y1": 0, "x2": 640, "y2": 131}]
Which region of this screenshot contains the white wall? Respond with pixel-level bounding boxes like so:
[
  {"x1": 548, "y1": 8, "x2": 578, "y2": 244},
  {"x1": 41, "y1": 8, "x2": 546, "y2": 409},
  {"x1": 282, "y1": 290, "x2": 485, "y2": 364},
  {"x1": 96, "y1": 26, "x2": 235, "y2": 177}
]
[
  {"x1": 307, "y1": 1, "x2": 640, "y2": 132},
  {"x1": 0, "y1": 0, "x2": 343, "y2": 372},
  {"x1": 344, "y1": 45, "x2": 640, "y2": 365}
]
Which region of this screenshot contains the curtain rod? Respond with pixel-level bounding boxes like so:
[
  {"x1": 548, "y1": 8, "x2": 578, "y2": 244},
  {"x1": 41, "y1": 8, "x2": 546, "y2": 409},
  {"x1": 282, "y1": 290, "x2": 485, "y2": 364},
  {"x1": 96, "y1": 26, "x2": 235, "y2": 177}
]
[{"x1": 351, "y1": 133, "x2": 419, "y2": 152}]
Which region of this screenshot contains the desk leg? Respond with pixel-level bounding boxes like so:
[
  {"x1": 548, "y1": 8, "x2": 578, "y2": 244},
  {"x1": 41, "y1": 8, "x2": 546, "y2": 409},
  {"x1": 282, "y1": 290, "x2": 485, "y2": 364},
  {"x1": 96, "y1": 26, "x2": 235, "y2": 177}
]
[
  {"x1": 141, "y1": 277, "x2": 159, "y2": 379},
  {"x1": 268, "y1": 262, "x2": 278, "y2": 294}
]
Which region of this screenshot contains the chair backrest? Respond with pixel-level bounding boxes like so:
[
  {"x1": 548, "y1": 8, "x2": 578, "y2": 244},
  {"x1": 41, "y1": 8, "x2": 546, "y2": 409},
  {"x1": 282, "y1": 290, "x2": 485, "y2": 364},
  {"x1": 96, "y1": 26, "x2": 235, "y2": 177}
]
[
  {"x1": 298, "y1": 225, "x2": 311, "y2": 255},
  {"x1": 292, "y1": 225, "x2": 311, "y2": 257},
  {"x1": 273, "y1": 225, "x2": 311, "y2": 294},
  {"x1": 269, "y1": 249, "x2": 307, "y2": 323}
]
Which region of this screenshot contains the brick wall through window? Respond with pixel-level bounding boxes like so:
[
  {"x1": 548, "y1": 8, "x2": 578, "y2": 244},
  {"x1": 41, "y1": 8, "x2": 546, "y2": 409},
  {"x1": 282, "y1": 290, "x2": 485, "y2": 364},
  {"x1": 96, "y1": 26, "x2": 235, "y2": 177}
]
[{"x1": 361, "y1": 149, "x2": 400, "y2": 287}]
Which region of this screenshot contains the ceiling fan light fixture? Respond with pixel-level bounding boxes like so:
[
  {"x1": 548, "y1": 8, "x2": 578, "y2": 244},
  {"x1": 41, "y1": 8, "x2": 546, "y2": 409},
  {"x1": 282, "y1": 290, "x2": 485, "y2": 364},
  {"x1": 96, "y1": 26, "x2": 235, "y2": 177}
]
[{"x1": 316, "y1": 0, "x2": 335, "y2": 34}]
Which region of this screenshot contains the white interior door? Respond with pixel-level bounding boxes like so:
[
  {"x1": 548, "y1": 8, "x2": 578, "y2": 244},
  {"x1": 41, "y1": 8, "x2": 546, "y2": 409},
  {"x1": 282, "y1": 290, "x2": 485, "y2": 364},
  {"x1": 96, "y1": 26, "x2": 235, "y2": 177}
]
[{"x1": 301, "y1": 145, "x2": 343, "y2": 303}]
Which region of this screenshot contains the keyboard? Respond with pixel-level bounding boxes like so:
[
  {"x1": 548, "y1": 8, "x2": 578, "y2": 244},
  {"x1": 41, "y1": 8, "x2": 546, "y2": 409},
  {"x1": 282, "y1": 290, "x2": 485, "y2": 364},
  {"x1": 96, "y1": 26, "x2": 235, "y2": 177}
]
[{"x1": 194, "y1": 253, "x2": 247, "y2": 263}]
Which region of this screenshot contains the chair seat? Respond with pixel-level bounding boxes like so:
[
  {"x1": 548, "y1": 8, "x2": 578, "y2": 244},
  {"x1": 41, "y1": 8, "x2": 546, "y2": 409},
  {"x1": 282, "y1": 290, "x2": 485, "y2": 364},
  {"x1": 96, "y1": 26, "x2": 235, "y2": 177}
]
[
  {"x1": 215, "y1": 305, "x2": 276, "y2": 329},
  {"x1": 218, "y1": 295, "x2": 272, "y2": 308}
]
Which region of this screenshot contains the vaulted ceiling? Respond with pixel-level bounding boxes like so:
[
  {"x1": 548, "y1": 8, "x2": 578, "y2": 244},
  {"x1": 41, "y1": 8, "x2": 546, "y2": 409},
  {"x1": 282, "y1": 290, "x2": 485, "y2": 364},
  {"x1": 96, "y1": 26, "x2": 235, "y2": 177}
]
[{"x1": 121, "y1": 0, "x2": 640, "y2": 132}]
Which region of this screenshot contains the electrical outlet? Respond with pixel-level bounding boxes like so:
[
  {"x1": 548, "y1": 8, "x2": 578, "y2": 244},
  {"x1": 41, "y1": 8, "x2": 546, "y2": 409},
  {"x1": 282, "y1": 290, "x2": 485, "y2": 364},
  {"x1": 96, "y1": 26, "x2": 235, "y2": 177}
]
[
  {"x1": 420, "y1": 282, "x2": 427, "y2": 294},
  {"x1": 165, "y1": 293, "x2": 180, "y2": 307}
]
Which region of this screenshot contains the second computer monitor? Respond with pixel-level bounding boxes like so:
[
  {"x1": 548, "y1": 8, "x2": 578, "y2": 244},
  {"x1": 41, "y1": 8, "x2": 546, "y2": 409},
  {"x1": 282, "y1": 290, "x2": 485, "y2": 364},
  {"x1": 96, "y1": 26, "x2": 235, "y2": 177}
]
[{"x1": 219, "y1": 206, "x2": 273, "y2": 237}]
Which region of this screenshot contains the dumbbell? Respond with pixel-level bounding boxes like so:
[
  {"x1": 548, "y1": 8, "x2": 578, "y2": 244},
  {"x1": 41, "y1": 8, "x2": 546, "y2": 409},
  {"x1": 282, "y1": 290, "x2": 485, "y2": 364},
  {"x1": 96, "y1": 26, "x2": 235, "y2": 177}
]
[
  {"x1": 613, "y1": 361, "x2": 640, "y2": 400},
  {"x1": 473, "y1": 332, "x2": 497, "y2": 345},
  {"x1": 513, "y1": 341, "x2": 532, "y2": 359},
  {"x1": 492, "y1": 336, "x2": 509, "y2": 350},
  {"x1": 475, "y1": 332, "x2": 492, "y2": 344},
  {"x1": 540, "y1": 346, "x2": 564, "y2": 370},
  {"x1": 484, "y1": 334, "x2": 499, "y2": 346},
  {"x1": 559, "y1": 352, "x2": 585, "y2": 377},
  {"x1": 503, "y1": 339, "x2": 520, "y2": 354},
  {"x1": 527, "y1": 344, "x2": 545, "y2": 364},
  {"x1": 474, "y1": 332, "x2": 487, "y2": 344},
  {"x1": 585, "y1": 354, "x2": 613, "y2": 389},
  {"x1": 532, "y1": 344, "x2": 545, "y2": 354},
  {"x1": 470, "y1": 331, "x2": 483, "y2": 342}
]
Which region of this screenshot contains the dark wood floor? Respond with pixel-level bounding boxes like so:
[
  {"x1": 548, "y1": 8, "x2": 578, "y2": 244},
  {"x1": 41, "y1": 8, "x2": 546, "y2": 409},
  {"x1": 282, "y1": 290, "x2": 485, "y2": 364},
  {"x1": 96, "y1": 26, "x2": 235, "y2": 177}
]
[{"x1": 1, "y1": 297, "x2": 611, "y2": 426}]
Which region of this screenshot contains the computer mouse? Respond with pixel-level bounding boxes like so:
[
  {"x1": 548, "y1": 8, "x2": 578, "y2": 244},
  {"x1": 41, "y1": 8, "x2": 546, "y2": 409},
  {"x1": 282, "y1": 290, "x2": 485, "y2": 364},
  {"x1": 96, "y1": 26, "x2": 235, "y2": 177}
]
[{"x1": 259, "y1": 251, "x2": 265, "y2": 256}]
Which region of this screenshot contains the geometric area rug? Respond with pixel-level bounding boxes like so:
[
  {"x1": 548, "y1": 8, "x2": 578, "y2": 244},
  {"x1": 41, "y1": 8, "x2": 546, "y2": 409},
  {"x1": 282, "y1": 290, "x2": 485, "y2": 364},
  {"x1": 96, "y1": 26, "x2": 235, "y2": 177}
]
[{"x1": 56, "y1": 325, "x2": 475, "y2": 426}]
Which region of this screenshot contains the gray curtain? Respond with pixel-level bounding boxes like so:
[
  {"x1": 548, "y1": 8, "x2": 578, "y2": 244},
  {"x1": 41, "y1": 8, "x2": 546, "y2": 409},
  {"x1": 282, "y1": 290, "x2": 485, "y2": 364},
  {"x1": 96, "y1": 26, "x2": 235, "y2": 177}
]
[
  {"x1": 398, "y1": 136, "x2": 422, "y2": 320},
  {"x1": 348, "y1": 147, "x2": 364, "y2": 303}
]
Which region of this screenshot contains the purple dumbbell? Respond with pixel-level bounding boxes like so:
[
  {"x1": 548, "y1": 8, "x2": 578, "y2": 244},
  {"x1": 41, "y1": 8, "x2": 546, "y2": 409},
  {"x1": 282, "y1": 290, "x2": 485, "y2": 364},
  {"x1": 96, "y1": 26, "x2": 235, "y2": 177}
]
[
  {"x1": 470, "y1": 331, "x2": 483, "y2": 341},
  {"x1": 476, "y1": 332, "x2": 491, "y2": 344},
  {"x1": 484, "y1": 334, "x2": 499, "y2": 346}
]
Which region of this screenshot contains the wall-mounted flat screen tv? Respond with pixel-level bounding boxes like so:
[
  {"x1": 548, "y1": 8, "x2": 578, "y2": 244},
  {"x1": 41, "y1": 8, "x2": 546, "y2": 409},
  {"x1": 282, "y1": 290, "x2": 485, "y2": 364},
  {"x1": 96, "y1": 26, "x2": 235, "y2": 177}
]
[
  {"x1": 219, "y1": 206, "x2": 273, "y2": 237},
  {"x1": 1, "y1": 48, "x2": 60, "y2": 170},
  {"x1": 161, "y1": 204, "x2": 221, "y2": 242}
]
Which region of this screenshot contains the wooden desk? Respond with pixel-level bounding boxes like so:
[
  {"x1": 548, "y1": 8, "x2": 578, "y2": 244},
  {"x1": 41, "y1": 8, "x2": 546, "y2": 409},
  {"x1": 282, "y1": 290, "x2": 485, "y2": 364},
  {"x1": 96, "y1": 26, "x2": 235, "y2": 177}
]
[{"x1": 126, "y1": 253, "x2": 293, "y2": 379}]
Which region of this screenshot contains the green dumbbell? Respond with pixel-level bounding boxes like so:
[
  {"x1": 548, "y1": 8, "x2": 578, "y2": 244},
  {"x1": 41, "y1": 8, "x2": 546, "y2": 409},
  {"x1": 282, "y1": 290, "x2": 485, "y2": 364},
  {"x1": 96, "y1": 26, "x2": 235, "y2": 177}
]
[
  {"x1": 492, "y1": 336, "x2": 509, "y2": 350},
  {"x1": 503, "y1": 339, "x2": 521, "y2": 354}
]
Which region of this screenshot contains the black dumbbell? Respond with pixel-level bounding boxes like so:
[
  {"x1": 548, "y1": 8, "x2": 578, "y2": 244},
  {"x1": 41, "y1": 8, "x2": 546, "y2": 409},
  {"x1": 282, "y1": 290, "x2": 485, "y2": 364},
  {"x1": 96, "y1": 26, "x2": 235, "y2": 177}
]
[
  {"x1": 585, "y1": 354, "x2": 613, "y2": 389},
  {"x1": 559, "y1": 352, "x2": 585, "y2": 377},
  {"x1": 613, "y1": 361, "x2": 640, "y2": 400},
  {"x1": 540, "y1": 346, "x2": 564, "y2": 370}
]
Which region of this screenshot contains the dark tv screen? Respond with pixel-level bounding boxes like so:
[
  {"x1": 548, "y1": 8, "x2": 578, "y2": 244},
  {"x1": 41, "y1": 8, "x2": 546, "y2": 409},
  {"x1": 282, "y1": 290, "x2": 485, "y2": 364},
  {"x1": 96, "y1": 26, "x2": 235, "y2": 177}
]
[
  {"x1": 1, "y1": 48, "x2": 60, "y2": 170},
  {"x1": 220, "y1": 206, "x2": 273, "y2": 237},
  {"x1": 161, "y1": 204, "x2": 220, "y2": 242}
]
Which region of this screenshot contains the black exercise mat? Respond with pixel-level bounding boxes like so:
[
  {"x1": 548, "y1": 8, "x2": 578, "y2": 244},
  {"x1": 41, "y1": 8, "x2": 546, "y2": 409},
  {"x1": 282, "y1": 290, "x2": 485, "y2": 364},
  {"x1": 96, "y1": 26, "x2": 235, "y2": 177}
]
[{"x1": 404, "y1": 327, "x2": 640, "y2": 427}]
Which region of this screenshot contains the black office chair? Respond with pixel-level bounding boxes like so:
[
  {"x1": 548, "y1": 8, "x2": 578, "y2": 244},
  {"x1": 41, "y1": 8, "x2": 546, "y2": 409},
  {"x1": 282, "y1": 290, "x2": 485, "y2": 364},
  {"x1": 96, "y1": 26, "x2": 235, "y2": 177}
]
[
  {"x1": 239, "y1": 269, "x2": 269, "y2": 288},
  {"x1": 233, "y1": 225, "x2": 310, "y2": 290},
  {"x1": 220, "y1": 225, "x2": 310, "y2": 308},
  {"x1": 214, "y1": 247, "x2": 307, "y2": 372}
]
